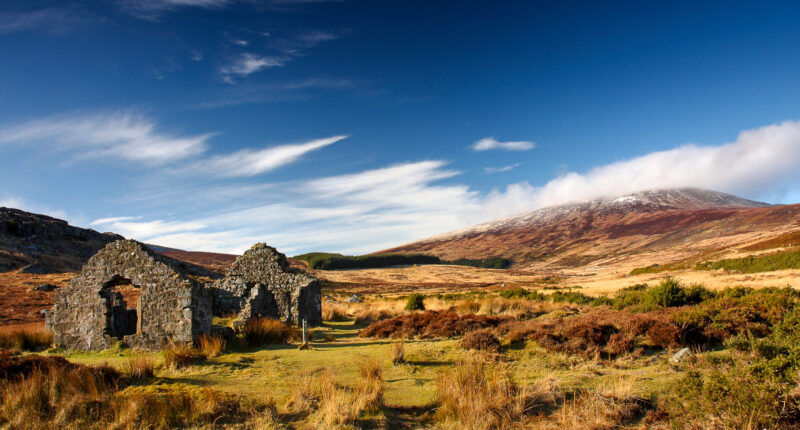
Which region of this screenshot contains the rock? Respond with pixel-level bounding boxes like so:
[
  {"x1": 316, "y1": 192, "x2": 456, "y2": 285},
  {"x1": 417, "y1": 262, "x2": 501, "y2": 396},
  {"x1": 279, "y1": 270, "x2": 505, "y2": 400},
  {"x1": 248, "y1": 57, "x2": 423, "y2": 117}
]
[
  {"x1": 21, "y1": 263, "x2": 45, "y2": 274},
  {"x1": 33, "y1": 283, "x2": 59, "y2": 292},
  {"x1": 324, "y1": 295, "x2": 340, "y2": 303},
  {"x1": 345, "y1": 294, "x2": 362, "y2": 303},
  {"x1": 669, "y1": 347, "x2": 693, "y2": 365}
]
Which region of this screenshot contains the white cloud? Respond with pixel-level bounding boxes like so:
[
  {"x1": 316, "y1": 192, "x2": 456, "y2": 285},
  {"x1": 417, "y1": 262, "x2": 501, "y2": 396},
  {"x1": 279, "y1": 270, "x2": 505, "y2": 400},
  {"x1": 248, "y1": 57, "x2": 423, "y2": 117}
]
[
  {"x1": 472, "y1": 137, "x2": 535, "y2": 151},
  {"x1": 120, "y1": 0, "x2": 233, "y2": 19},
  {"x1": 0, "y1": 8, "x2": 88, "y2": 35},
  {"x1": 484, "y1": 163, "x2": 520, "y2": 174},
  {"x1": 92, "y1": 160, "x2": 479, "y2": 254},
  {"x1": 220, "y1": 53, "x2": 287, "y2": 83},
  {"x1": 83, "y1": 120, "x2": 800, "y2": 255},
  {"x1": 474, "y1": 119, "x2": 800, "y2": 222},
  {"x1": 0, "y1": 111, "x2": 213, "y2": 165},
  {"x1": 191, "y1": 135, "x2": 346, "y2": 177}
]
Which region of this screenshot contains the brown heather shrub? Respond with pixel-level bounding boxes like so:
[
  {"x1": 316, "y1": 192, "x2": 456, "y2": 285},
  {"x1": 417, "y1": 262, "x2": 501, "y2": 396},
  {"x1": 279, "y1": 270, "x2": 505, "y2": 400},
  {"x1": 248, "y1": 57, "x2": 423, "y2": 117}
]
[
  {"x1": 390, "y1": 342, "x2": 405, "y2": 364},
  {"x1": 605, "y1": 333, "x2": 635, "y2": 356},
  {"x1": 646, "y1": 321, "x2": 682, "y2": 348},
  {"x1": 163, "y1": 342, "x2": 200, "y2": 369},
  {"x1": 359, "y1": 310, "x2": 510, "y2": 339},
  {"x1": 243, "y1": 317, "x2": 296, "y2": 346},
  {"x1": 0, "y1": 326, "x2": 53, "y2": 351},
  {"x1": 435, "y1": 358, "x2": 562, "y2": 429},
  {"x1": 461, "y1": 329, "x2": 501, "y2": 352},
  {"x1": 124, "y1": 355, "x2": 155, "y2": 383},
  {"x1": 195, "y1": 334, "x2": 226, "y2": 358}
]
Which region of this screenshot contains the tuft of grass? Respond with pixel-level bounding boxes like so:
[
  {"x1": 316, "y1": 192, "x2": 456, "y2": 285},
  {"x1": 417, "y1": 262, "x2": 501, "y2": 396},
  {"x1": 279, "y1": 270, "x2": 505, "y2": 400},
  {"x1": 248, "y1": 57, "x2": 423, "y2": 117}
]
[
  {"x1": 195, "y1": 334, "x2": 226, "y2": 358},
  {"x1": 435, "y1": 357, "x2": 561, "y2": 430},
  {"x1": 322, "y1": 306, "x2": 351, "y2": 322},
  {"x1": 124, "y1": 355, "x2": 155, "y2": 383},
  {"x1": 163, "y1": 343, "x2": 200, "y2": 369},
  {"x1": 0, "y1": 327, "x2": 53, "y2": 351},
  {"x1": 390, "y1": 342, "x2": 405, "y2": 364},
  {"x1": 242, "y1": 317, "x2": 296, "y2": 347}
]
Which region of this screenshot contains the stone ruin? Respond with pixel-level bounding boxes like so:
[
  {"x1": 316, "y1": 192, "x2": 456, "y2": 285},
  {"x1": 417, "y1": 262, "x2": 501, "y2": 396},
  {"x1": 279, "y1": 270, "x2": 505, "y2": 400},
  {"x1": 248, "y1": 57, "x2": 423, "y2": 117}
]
[
  {"x1": 212, "y1": 243, "x2": 322, "y2": 326},
  {"x1": 48, "y1": 240, "x2": 321, "y2": 351}
]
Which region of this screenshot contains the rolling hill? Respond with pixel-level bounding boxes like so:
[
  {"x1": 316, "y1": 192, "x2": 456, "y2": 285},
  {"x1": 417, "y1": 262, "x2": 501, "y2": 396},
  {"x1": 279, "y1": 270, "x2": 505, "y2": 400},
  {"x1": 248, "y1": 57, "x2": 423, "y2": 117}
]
[{"x1": 380, "y1": 188, "x2": 800, "y2": 270}]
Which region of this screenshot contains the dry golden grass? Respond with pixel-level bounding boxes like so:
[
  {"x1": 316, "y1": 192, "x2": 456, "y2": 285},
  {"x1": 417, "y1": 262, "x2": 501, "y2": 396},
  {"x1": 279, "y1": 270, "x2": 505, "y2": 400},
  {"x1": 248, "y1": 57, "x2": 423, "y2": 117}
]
[
  {"x1": 195, "y1": 334, "x2": 226, "y2": 358},
  {"x1": 435, "y1": 356, "x2": 561, "y2": 430},
  {"x1": 242, "y1": 317, "x2": 297, "y2": 346},
  {"x1": 286, "y1": 359, "x2": 385, "y2": 429},
  {"x1": 0, "y1": 325, "x2": 52, "y2": 351},
  {"x1": 124, "y1": 354, "x2": 155, "y2": 383},
  {"x1": 162, "y1": 342, "x2": 199, "y2": 369},
  {"x1": 390, "y1": 342, "x2": 405, "y2": 364}
]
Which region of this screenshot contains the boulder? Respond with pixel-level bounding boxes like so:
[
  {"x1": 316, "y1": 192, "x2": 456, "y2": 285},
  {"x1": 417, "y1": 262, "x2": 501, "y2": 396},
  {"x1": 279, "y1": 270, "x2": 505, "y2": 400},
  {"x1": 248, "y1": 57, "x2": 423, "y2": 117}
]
[
  {"x1": 33, "y1": 283, "x2": 59, "y2": 292},
  {"x1": 669, "y1": 347, "x2": 693, "y2": 365}
]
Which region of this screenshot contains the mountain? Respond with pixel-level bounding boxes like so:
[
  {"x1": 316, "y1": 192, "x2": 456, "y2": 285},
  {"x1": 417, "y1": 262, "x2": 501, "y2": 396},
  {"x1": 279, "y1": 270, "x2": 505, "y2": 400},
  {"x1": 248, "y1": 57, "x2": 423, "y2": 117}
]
[
  {"x1": 0, "y1": 207, "x2": 123, "y2": 273},
  {"x1": 380, "y1": 188, "x2": 800, "y2": 269}
]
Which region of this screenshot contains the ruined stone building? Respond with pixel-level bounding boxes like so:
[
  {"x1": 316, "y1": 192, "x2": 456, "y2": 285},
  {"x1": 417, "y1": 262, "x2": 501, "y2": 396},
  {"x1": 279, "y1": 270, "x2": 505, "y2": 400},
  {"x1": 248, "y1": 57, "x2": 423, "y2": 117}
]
[
  {"x1": 48, "y1": 240, "x2": 321, "y2": 351},
  {"x1": 212, "y1": 243, "x2": 321, "y2": 326}
]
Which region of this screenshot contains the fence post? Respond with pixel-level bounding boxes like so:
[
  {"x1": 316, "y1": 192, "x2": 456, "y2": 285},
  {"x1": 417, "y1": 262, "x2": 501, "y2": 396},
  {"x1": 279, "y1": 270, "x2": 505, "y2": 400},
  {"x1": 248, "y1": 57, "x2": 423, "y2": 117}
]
[{"x1": 302, "y1": 319, "x2": 307, "y2": 344}]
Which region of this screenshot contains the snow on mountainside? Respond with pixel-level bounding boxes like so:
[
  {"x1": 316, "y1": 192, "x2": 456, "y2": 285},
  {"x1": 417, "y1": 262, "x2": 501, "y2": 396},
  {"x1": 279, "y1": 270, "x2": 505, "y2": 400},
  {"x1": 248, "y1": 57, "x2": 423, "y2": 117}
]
[
  {"x1": 379, "y1": 188, "x2": 795, "y2": 269},
  {"x1": 426, "y1": 188, "x2": 770, "y2": 242}
]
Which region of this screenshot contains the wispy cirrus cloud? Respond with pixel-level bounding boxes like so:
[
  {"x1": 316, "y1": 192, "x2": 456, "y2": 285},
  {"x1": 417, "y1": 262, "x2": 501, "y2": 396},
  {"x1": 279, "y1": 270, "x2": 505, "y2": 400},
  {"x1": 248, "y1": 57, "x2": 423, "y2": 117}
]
[
  {"x1": 0, "y1": 111, "x2": 213, "y2": 165},
  {"x1": 0, "y1": 7, "x2": 90, "y2": 35},
  {"x1": 220, "y1": 53, "x2": 288, "y2": 83},
  {"x1": 471, "y1": 137, "x2": 535, "y2": 151},
  {"x1": 119, "y1": 0, "x2": 234, "y2": 20},
  {"x1": 484, "y1": 163, "x2": 521, "y2": 174},
  {"x1": 190, "y1": 135, "x2": 347, "y2": 177}
]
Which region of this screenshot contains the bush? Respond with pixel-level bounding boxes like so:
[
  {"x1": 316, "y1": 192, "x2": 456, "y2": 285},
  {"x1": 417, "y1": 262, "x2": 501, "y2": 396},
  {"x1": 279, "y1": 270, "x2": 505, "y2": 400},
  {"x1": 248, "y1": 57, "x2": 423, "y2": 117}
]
[
  {"x1": 642, "y1": 278, "x2": 686, "y2": 308},
  {"x1": 404, "y1": 293, "x2": 425, "y2": 311},
  {"x1": 696, "y1": 248, "x2": 800, "y2": 273},
  {"x1": 461, "y1": 330, "x2": 501, "y2": 352},
  {"x1": 445, "y1": 257, "x2": 513, "y2": 269},
  {"x1": 293, "y1": 252, "x2": 440, "y2": 270},
  {"x1": 498, "y1": 288, "x2": 545, "y2": 301},
  {"x1": 549, "y1": 290, "x2": 594, "y2": 305},
  {"x1": 242, "y1": 317, "x2": 296, "y2": 346},
  {"x1": 360, "y1": 311, "x2": 509, "y2": 339}
]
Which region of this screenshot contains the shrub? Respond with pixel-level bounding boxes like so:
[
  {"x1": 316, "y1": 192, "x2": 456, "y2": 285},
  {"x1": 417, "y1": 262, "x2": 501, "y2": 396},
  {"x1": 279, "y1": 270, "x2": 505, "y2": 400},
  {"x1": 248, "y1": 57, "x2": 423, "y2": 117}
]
[
  {"x1": 390, "y1": 342, "x2": 405, "y2": 364},
  {"x1": 195, "y1": 334, "x2": 226, "y2": 358},
  {"x1": 293, "y1": 252, "x2": 440, "y2": 270},
  {"x1": 404, "y1": 293, "x2": 425, "y2": 311},
  {"x1": 642, "y1": 277, "x2": 686, "y2": 308},
  {"x1": 445, "y1": 257, "x2": 513, "y2": 269},
  {"x1": 549, "y1": 290, "x2": 594, "y2": 305},
  {"x1": 242, "y1": 317, "x2": 295, "y2": 346},
  {"x1": 498, "y1": 288, "x2": 545, "y2": 301},
  {"x1": 696, "y1": 248, "x2": 800, "y2": 273},
  {"x1": 461, "y1": 330, "x2": 501, "y2": 352},
  {"x1": 360, "y1": 311, "x2": 509, "y2": 339}
]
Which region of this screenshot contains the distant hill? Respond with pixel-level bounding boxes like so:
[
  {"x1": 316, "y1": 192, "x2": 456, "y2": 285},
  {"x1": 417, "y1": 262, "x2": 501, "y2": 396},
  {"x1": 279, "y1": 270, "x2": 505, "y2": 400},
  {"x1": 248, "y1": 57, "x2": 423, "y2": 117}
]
[
  {"x1": 380, "y1": 188, "x2": 800, "y2": 269},
  {"x1": 0, "y1": 207, "x2": 123, "y2": 273}
]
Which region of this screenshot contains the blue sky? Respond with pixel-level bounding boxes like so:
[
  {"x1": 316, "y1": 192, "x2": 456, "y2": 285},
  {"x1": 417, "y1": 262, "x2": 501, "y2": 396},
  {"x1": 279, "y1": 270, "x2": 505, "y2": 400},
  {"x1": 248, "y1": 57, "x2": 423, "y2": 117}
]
[{"x1": 1, "y1": 0, "x2": 799, "y2": 254}]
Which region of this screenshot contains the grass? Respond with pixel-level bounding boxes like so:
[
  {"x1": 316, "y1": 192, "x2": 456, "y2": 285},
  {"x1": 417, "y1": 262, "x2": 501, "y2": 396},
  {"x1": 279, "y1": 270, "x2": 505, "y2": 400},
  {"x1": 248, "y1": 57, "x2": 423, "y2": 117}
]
[
  {"x1": 242, "y1": 317, "x2": 297, "y2": 346},
  {"x1": 0, "y1": 326, "x2": 52, "y2": 351},
  {"x1": 195, "y1": 334, "x2": 226, "y2": 358},
  {"x1": 696, "y1": 248, "x2": 800, "y2": 273}
]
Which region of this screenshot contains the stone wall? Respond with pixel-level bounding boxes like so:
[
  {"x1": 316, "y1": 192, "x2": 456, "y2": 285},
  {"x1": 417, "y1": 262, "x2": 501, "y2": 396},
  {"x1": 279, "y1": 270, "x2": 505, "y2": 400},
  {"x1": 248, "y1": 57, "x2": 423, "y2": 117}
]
[
  {"x1": 50, "y1": 240, "x2": 213, "y2": 350},
  {"x1": 212, "y1": 243, "x2": 321, "y2": 326}
]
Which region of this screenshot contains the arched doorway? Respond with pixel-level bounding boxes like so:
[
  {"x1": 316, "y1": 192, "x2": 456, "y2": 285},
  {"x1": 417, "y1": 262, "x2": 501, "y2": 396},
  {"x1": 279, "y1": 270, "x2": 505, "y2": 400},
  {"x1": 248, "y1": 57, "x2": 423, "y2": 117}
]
[{"x1": 99, "y1": 275, "x2": 140, "y2": 339}]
